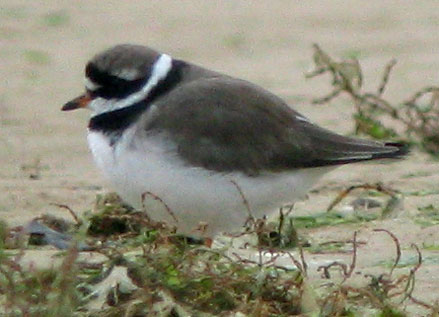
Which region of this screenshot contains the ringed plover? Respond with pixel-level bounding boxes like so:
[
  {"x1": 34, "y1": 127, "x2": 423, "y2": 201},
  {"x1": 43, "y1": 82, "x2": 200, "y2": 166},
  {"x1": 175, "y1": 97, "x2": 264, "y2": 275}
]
[{"x1": 62, "y1": 44, "x2": 407, "y2": 236}]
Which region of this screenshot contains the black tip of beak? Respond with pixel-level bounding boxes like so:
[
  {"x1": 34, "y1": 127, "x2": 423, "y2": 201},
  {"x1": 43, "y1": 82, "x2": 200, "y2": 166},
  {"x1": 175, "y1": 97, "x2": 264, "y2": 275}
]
[{"x1": 61, "y1": 100, "x2": 80, "y2": 111}]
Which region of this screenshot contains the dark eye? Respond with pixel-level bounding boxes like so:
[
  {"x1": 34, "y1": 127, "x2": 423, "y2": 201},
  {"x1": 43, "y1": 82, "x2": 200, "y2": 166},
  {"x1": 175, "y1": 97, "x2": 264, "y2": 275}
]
[
  {"x1": 86, "y1": 62, "x2": 147, "y2": 100},
  {"x1": 93, "y1": 76, "x2": 146, "y2": 100}
]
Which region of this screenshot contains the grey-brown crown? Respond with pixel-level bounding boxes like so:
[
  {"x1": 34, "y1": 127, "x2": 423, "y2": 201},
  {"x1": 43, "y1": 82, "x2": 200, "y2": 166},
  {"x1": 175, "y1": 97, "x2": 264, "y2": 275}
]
[
  {"x1": 87, "y1": 44, "x2": 160, "y2": 81},
  {"x1": 84, "y1": 45, "x2": 162, "y2": 99}
]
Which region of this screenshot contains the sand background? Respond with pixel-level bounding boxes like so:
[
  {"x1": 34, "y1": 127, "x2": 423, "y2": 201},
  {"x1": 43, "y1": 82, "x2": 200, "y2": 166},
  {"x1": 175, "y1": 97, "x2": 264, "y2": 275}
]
[{"x1": 1, "y1": 1, "x2": 439, "y2": 314}]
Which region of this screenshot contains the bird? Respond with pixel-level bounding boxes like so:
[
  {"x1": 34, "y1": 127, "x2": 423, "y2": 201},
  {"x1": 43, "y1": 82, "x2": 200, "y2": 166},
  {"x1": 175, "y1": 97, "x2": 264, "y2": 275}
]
[{"x1": 62, "y1": 44, "x2": 407, "y2": 236}]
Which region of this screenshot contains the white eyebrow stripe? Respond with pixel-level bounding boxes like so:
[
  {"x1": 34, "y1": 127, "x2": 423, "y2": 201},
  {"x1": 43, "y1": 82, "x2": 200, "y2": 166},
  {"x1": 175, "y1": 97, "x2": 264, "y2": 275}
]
[
  {"x1": 113, "y1": 54, "x2": 173, "y2": 109},
  {"x1": 112, "y1": 68, "x2": 140, "y2": 81},
  {"x1": 88, "y1": 54, "x2": 173, "y2": 115},
  {"x1": 84, "y1": 77, "x2": 102, "y2": 91}
]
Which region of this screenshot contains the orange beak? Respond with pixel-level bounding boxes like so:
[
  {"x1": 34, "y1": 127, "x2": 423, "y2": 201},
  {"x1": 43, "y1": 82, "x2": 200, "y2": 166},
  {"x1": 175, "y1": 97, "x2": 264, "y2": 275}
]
[{"x1": 61, "y1": 93, "x2": 91, "y2": 111}]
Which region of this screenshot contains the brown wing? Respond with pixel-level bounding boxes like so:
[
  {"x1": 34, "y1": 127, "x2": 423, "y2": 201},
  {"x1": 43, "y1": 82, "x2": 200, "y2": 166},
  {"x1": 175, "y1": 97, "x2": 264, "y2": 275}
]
[{"x1": 145, "y1": 77, "x2": 407, "y2": 175}]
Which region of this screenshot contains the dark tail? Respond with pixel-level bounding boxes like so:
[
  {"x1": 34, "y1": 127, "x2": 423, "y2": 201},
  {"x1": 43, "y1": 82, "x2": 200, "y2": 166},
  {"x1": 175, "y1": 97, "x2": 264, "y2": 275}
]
[
  {"x1": 376, "y1": 142, "x2": 410, "y2": 159},
  {"x1": 289, "y1": 119, "x2": 410, "y2": 168}
]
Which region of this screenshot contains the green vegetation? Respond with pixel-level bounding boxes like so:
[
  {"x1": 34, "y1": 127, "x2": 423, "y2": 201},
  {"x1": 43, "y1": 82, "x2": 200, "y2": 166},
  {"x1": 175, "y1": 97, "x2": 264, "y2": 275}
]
[
  {"x1": 0, "y1": 193, "x2": 435, "y2": 316},
  {"x1": 0, "y1": 6, "x2": 28, "y2": 19},
  {"x1": 307, "y1": 44, "x2": 439, "y2": 156},
  {"x1": 291, "y1": 212, "x2": 378, "y2": 229},
  {"x1": 415, "y1": 204, "x2": 439, "y2": 227},
  {"x1": 23, "y1": 49, "x2": 51, "y2": 65},
  {"x1": 42, "y1": 10, "x2": 69, "y2": 27},
  {"x1": 223, "y1": 33, "x2": 246, "y2": 50}
]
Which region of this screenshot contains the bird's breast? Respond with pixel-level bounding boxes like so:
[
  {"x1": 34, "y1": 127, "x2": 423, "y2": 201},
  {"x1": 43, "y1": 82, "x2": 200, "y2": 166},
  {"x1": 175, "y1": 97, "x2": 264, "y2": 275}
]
[
  {"x1": 87, "y1": 130, "x2": 116, "y2": 175},
  {"x1": 86, "y1": 129, "x2": 331, "y2": 235}
]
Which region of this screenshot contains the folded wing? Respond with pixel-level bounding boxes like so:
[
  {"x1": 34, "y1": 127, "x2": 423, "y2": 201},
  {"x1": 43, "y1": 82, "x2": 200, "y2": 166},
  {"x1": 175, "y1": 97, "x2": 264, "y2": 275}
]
[{"x1": 144, "y1": 77, "x2": 408, "y2": 175}]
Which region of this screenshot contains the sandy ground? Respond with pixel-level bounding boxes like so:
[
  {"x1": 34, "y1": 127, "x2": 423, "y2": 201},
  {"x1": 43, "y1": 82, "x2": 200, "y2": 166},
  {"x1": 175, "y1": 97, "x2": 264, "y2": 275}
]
[{"x1": 2, "y1": 1, "x2": 439, "y2": 315}]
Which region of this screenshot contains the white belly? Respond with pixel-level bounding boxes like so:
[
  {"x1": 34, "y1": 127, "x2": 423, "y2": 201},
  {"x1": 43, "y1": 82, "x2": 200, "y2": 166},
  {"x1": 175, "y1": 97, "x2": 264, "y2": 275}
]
[{"x1": 87, "y1": 129, "x2": 330, "y2": 236}]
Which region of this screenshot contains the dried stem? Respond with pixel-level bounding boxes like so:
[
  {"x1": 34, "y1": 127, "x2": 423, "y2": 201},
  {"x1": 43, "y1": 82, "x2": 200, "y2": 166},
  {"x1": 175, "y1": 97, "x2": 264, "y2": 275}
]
[
  {"x1": 230, "y1": 179, "x2": 254, "y2": 221},
  {"x1": 141, "y1": 191, "x2": 178, "y2": 224},
  {"x1": 377, "y1": 59, "x2": 397, "y2": 96},
  {"x1": 327, "y1": 182, "x2": 397, "y2": 212},
  {"x1": 51, "y1": 203, "x2": 81, "y2": 225},
  {"x1": 307, "y1": 44, "x2": 439, "y2": 155},
  {"x1": 317, "y1": 231, "x2": 358, "y2": 282},
  {"x1": 373, "y1": 229, "x2": 401, "y2": 275}
]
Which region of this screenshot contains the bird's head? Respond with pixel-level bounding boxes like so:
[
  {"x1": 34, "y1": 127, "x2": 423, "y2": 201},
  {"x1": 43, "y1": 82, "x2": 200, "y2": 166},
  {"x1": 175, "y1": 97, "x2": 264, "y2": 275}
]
[{"x1": 62, "y1": 44, "x2": 172, "y2": 116}]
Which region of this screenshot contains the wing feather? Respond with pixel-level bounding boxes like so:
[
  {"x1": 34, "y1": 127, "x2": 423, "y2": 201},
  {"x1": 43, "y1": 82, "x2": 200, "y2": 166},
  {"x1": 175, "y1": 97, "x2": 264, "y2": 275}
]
[{"x1": 143, "y1": 77, "x2": 407, "y2": 175}]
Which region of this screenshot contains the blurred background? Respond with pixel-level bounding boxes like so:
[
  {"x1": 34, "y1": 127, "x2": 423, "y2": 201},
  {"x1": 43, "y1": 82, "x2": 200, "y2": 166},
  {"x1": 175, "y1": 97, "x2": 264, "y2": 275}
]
[{"x1": 1, "y1": 1, "x2": 438, "y2": 225}]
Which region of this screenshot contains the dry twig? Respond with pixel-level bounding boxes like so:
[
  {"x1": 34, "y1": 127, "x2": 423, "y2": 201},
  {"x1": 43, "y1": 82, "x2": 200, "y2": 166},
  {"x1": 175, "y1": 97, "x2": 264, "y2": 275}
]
[
  {"x1": 51, "y1": 203, "x2": 81, "y2": 225},
  {"x1": 317, "y1": 231, "x2": 358, "y2": 281},
  {"x1": 327, "y1": 182, "x2": 397, "y2": 212},
  {"x1": 373, "y1": 229, "x2": 401, "y2": 275},
  {"x1": 307, "y1": 44, "x2": 439, "y2": 155},
  {"x1": 141, "y1": 191, "x2": 178, "y2": 224}
]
